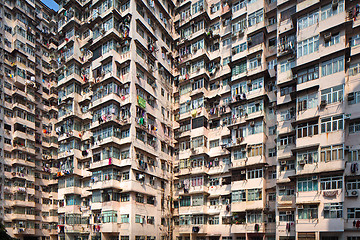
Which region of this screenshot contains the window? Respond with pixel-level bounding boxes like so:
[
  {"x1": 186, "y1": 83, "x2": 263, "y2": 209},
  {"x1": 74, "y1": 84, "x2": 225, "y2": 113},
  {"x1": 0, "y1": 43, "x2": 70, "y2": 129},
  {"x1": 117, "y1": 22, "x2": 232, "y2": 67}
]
[
  {"x1": 279, "y1": 211, "x2": 295, "y2": 222},
  {"x1": 249, "y1": 57, "x2": 261, "y2": 70},
  {"x1": 210, "y1": 140, "x2": 219, "y2": 148},
  {"x1": 234, "y1": 147, "x2": 246, "y2": 160},
  {"x1": 347, "y1": 237, "x2": 360, "y2": 240},
  {"x1": 297, "y1": 121, "x2": 319, "y2": 138},
  {"x1": 323, "y1": 202, "x2": 342, "y2": 218},
  {"x1": 232, "y1": 43, "x2": 247, "y2": 54},
  {"x1": 247, "y1": 189, "x2": 262, "y2": 201},
  {"x1": 247, "y1": 212, "x2": 262, "y2": 223},
  {"x1": 321, "y1": 115, "x2": 344, "y2": 133},
  {"x1": 147, "y1": 216, "x2": 155, "y2": 224},
  {"x1": 248, "y1": 120, "x2": 263, "y2": 134},
  {"x1": 297, "y1": 65, "x2": 319, "y2": 84},
  {"x1": 248, "y1": 144, "x2": 262, "y2": 157},
  {"x1": 232, "y1": 18, "x2": 247, "y2": 33},
  {"x1": 223, "y1": 57, "x2": 231, "y2": 65},
  {"x1": 136, "y1": 193, "x2": 144, "y2": 203},
  {"x1": 279, "y1": 186, "x2": 295, "y2": 196},
  {"x1": 223, "y1": 38, "x2": 231, "y2": 46},
  {"x1": 135, "y1": 215, "x2": 144, "y2": 223},
  {"x1": 350, "y1": 34, "x2": 360, "y2": 47},
  {"x1": 208, "y1": 216, "x2": 219, "y2": 225},
  {"x1": 349, "y1": 120, "x2": 360, "y2": 134},
  {"x1": 232, "y1": 1, "x2": 246, "y2": 12},
  {"x1": 278, "y1": 135, "x2": 295, "y2": 148},
  {"x1": 180, "y1": 196, "x2": 191, "y2": 207},
  {"x1": 348, "y1": 149, "x2": 360, "y2": 162},
  {"x1": 349, "y1": 63, "x2": 360, "y2": 77},
  {"x1": 269, "y1": 126, "x2": 277, "y2": 135},
  {"x1": 102, "y1": 211, "x2": 118, "y2": 223},
  {"x1": 321, "y1": 1, "x2": 344, "y2": 20},
  {"x1": 298, "y1": 205, "x2": 318, "y2": 219},
  {"x1": 321, "y1": 57, "x2": 344, "y2": 76},
  {"x1": 280, "y1": 60, "x2": 295, "y2": 73},
  {"x1": 297, "y1": 35, "x2": 319, "y2": 58},
  {"x1": 324, "y1": 33, "x2": 340, "y2": 47},
  {"x1": 348, "y1": 91, "x2": 360, "y2": 105},
  {"x1": 321, "y1": 85, "x2": 343, "y2": 104},
  {"x1": 192, "y1": 195, "x2": 204, "y2": 206},
  {"x1": 210, "y1": 198, "x2": 219, "y2": 205},
  {"x1": 347, "y1": 179, "x2": 360, "y2": 190},
  {"x1": 347, "y1": 208, "x2": 360, "y2": 219},
  {"x1": 280, "y1": 160, "x2": 295, "y2": 171},
  {"x1": 297, "y1": 150, "x2": 319, "y2": 166},
  {"x1": 297, "y1": 93, "x2": 318, "y2": 111},
  {"x1": 209, "y1": 177, "x2": 219, "y2": 186},
  {"x1": 232, "y1": 190, "x2": 246, "y2": 202},
  {"x1": 268, "y1": 192, "x2": 276, "y2": 201},
  {"x1": 321, "y1": 145, "x2": 343, "y2": 162},
  {"x1": 248, "y1": 9, "x2": 263, "y2": 27},
  {"x1": 297, "y1": 177, "x2": 318, "y2": 192},
  {"x1": 232, "y1": 61, "x2": 247, "y2": 76},
  {"x1": 298, "y1": 11, "x2": 319, "y2": 30},
  {"x1": 247, "y1": 169, "x2": 263, "y2": 179},
  {"x1": 268, "y1": 59, "x2": 277, "y2": 70},
  {"x1": 320, "y1": 176, "x2": 343, "y2": 190},
  {"x1": 269, "y1": 148, "x2": 277, "y2": 157}
]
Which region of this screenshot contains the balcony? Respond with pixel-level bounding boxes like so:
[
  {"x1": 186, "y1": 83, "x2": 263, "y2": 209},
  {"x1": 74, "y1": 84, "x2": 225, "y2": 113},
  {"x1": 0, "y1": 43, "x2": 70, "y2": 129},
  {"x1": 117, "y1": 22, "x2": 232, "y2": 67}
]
[
  {"x1": 277, "y1": 195, "x2": 295, "y2": 206},
  {"x1": 178, "y1": 225, "x2": 207, "y2": 234},
  {"x1": 318, "y1": 12, "x2": 346, "y2": 33},
  {"x1": 101, "y1": 223, "x2": 120, "y2": 233},
  {"x1": 297, "y1": 0, "x2": 320, "y2": 13},
  {"x1": 91, "y1": 179, "x2": 123, "y2": 191},
  {"x1": 90, "y1": 158, "x2": 131, "y2": 170}
]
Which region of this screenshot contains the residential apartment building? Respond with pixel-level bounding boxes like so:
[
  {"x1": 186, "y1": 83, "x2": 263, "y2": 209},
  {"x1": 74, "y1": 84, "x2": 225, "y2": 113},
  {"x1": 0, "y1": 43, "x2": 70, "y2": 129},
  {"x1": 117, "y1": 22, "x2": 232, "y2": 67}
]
[
  {"x1": 2, "y1": 0, "x2": 360, "y2": 240},
  {"x1": 0, "y1": 0, "x2": 59, "y2": 239},
  {"x1": 172, "y1": 1, "x2": 360, "y2": 240},
  {"x1": 54, "y1": 0, "x2": 175, "y2": 240}
]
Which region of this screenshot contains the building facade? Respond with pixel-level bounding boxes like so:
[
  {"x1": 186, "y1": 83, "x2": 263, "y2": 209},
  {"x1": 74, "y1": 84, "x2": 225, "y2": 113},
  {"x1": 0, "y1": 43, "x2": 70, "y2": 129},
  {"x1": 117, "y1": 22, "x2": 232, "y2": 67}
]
[
  {"x1": 172, "y1": 0, "x2": 360, "y2": 240},
  {"x1": 54, "y1": 0, "x2": 175, "y2": 240},
  {"x1": 1, "y1": 0, "x2": 360, "y2": 240},
  {"x1": 0, "y1": 0, "x2": 59, "y2": 239}
]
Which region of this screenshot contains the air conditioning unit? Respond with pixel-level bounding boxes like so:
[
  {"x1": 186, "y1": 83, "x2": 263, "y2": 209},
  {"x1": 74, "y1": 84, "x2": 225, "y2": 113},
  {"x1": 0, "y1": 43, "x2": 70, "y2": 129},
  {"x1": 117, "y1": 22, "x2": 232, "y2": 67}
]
[
  {"x1": 347, "y1": 190, "x2": 359, "y2": 197},
  {"x1": 279, "y1": 186, "x2": 286, "y2": 190}
]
